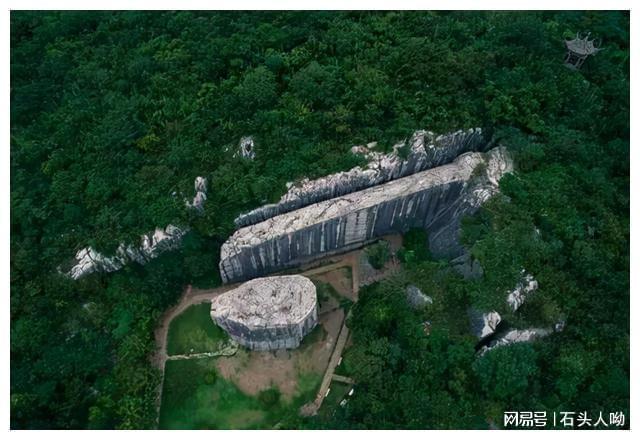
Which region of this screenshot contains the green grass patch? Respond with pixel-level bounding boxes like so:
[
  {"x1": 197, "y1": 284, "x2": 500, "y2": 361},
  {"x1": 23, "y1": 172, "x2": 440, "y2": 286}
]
[
  {"x1": 166, "y1": 303, "x2": 229, "y2": 356},
  {"x1": 159, "y1": 358, "x2": 266, "y2": 429},
  {"x1": 159, "y1": 358, "x2": 324, "y2": 429},
  {"x1": 316, "y1": 381, "x2": 351, "y2": 420}
]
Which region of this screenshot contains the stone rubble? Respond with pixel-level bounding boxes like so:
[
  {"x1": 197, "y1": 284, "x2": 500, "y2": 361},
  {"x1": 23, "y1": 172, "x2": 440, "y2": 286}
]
[
  {"x1": 66, "y1": 224, "x2": 187, "y2": 280},
  {"x1": 220, "y1": 147, "x2": 513, "y2": 283},
  {"x1": 234, "y1": 128, "x2": 488, "y2": 228},
  {"x1": 210, "y1": 275, "x2": 318, "y2": 351}
]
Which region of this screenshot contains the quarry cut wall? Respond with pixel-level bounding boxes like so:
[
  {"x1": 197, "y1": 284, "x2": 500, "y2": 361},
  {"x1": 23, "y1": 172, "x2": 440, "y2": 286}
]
[{"x1": 219, "y1": 147, "x2": 512, "y2": 283}]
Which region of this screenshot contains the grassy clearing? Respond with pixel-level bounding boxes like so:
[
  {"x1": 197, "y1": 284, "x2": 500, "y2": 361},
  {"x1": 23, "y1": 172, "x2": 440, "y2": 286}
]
[
  {"x1": 159, "y1": 358, "x2": 266, "y2": 429},
  {"x1": 159, "y1": 358, "x2": 323, "y2": 429},
  {"x1": 166, "y1": 303, "x2": 228, "y2": 356}
]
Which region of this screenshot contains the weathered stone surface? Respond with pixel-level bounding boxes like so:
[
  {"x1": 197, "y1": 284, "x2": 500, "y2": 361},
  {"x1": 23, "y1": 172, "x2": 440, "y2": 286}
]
[
  {"x1": 451, "y1": 252, "x2": 484, "y2": 279},
  {"x1": 234, "y1": 128, "x2": 488, "y2": 228},
  {"x1": 67, "y1": 224, "x2": 187, "y2": 280},
  {"x1": 238, "y1": 136, "x2": 256, "y2": 160},
  {"x1": 478, "y1": 328, "x2": 551, "y2": 356},
  {"x1": 210, "y1": 275, "x2": 318, "y2": 351},
  {"x1": 469, "y1": 309, "x2": 502, "y2": 339},
  {"x1": 220, "y1": 147, "x2": 513, "y2": 283},
  {"x1": 506, "y1": 271, "x2": 538, "y2": 311},
  {"x1": 406, "y1": 285, "x2": 432, "y2": 310},
  {"x1": 186, "y1": 176, "x2": 208, "y2": 212}
]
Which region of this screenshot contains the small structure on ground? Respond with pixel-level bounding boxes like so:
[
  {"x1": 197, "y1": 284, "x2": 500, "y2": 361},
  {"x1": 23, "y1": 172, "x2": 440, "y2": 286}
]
[
  {"x1": 564, "y1": 32, "x2": 602, "y2": 69},
  {"x1": 210, "y1": 275, "x2": 318, "y2": 351}
]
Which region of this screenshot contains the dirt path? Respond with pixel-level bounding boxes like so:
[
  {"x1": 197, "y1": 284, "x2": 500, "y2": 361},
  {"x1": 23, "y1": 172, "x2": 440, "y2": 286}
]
[{"x1": 300, "y1": 318, "x2": 351, "y2": 416}]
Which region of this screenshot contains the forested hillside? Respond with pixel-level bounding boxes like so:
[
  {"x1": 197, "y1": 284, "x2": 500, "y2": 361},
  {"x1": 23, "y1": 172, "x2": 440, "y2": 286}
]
[{"x1": 10, "y1": 11, "x2": 628, "y2": 429}]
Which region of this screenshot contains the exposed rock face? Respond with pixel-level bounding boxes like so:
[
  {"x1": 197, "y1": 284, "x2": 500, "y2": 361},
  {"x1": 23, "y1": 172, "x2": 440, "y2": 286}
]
[
  {"x1": 234, "y1": 129, "x2": 488, "y2": 228},
  {"x1": 186, "y1": 176, "x2": 208, "y2": 212},
  {"x1": 506, "y1": 271, "x2": 538, "y2": 311},
  {"x1": 406, "y1": 285, "x2": 433, "y2": 310},
  {"x1": 67, "y1": 225, "x2": 187, "y2": 280},
  {"x1": 478, "y1": 328, "x2": 551, "y2": 356},
  {"x1": 220, "y1": 147, "x2": 513, "y2": 283},
  {"x1": 451, "y1": 252, "x2": 484, "y2": 280},
  {"x1": 469, "y1": 310, "x2": 502, "y2": 339},
  {"x1": 210, "y1": 275, "x2": 318, "y2": 351},
  {"x1": 238, "y1": 136, "x2": 256, "y2": 160}
]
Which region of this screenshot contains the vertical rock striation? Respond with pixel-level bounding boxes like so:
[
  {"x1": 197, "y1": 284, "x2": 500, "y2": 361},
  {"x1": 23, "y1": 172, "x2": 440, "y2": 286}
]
[
  {"x1": 210, "y1": 275, "x2": 318, "y2": 351},
  {"x1": 234, "y1": 128, "x2": 488, "y2": 228},
  {"x1": 219, "y1": 147, "x2": 513, "y2": 283}
]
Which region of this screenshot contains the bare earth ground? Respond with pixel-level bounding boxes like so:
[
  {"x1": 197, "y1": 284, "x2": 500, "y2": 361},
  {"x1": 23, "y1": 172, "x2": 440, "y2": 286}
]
[{"x1": 215, "y1": 308, "x2": 344, "y2": 401}]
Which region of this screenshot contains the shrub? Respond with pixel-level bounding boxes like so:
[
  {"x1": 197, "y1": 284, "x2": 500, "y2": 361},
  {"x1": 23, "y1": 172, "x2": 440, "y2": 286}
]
[
  {"x1": 203, "y1": 370, "x2": 217, "y2": 385},
  {"x1": 257, "y1": 388, "x2": 281, "y2": 409},
  {"x1": 366, "y1": 240, "x2": 390, "y2": 270}
]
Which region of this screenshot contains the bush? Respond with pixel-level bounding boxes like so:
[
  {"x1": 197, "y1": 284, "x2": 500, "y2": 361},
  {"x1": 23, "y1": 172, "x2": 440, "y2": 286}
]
[
  {"x1": 366, "y1": 240, "x2": 390, "y2": 270},
  {"x1": 257, "y1": 388, "x2": 281, "y2": 409},
  {"x1": 398, "y1": 229, "x2": 430, "y2": 263},
  {"x1": 203, "y1": 370, "x2": 217, "y2": 385}
]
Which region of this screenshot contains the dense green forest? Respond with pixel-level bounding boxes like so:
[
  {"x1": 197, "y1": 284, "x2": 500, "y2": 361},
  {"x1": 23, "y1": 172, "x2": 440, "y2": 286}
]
[{"x1": 10, "y1": 11, "x2": 628, "y2": 429}]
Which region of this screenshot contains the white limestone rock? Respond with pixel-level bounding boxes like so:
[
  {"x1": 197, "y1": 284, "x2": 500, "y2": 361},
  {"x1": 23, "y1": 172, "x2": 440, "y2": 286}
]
[
  {"x1": 469, "y1": 309, "x2": 502, "y2": 339},
  {"x1": 478, "y1": 328, "x2": 551, "y2": 356},
  {"x1": 220, "y1": 147, "x2": 513, "y2": 283},
  {"x1": 210, "y1": 275, "x2": 318, "y2": 351},
  {"x1": 234, "y1": 128, "x2": 488, "y2": 227},
  {"x1": 238, "y1": 136, "x2": 256, "y2": 160},
  {"x1": 186, "y1": 176, "x2": 208, "y2": 212},
  {"x1": 67, "y1": 224, "x2": 187, "y2": 280},
  {"x1": 406, "y1": 285, "x2": 433, "y2": 310},
  {"x1": 506, "y1": 271, "x2": 538, "y2": 311}
]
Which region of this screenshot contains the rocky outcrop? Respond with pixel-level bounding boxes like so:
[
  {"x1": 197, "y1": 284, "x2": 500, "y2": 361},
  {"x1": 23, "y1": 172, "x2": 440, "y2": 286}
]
[
  {"x1": 220, "y1": 147, "x2": 513, "y2": 283},
  {"x1": 478, "y1": 328, "x2": 551, "y2": 356},
  {"x1": 451, "y1": 252, "x2": 484, "y2": 279},
  {"x1": 67, "y1": 225, "x2": 187, "y2": 280},
  {"x1": 210, "y1": 275, "x2": 318, "y2": 351},
  {"x1": 469, "y1": 310, "x2": 502, "y2": 339},
  {"x1": 234, "y1": 129, "x2": 488, "y2": 228},
  {"x1": 186, "y1": 176, "x2": 208, "y2": 212},
  {"x1": 506, "y1": 271, "x2": 538, "y2": 311},
  {"x1": 238, "y1": 136, "x2": 255, "y2": 160},
  {"x1": 406, "y1": 285, "x2": 433, "y2": 310}
]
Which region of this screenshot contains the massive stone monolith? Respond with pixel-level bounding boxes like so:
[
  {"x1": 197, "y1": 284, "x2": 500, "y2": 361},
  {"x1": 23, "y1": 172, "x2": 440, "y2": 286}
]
[
  {"x1": 234, "y1": 128, "x2": 488, "y2": 228},
  {"x1": 210, "y1": 275, "x2": 318, "y2": 351},
  {"x1": 219, "y1": 147, "x2": 512, "y2": 283}
]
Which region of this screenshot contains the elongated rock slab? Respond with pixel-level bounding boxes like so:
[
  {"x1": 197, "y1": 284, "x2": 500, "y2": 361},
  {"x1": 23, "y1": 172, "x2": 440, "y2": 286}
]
[
  {"x1": 234, "y1": 128, "x2": 487, "y2": 227},
  {"x1": 220, "y1": 147, "x2": 512, "y2": 283}
]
